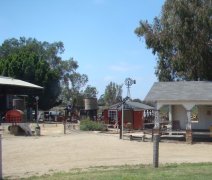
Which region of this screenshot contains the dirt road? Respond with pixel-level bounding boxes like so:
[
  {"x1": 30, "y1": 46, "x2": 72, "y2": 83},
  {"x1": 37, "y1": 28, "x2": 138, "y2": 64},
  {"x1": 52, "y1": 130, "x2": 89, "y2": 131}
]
[{"x1": 2, "y1": 124, "x2": 212, "y2": 179}]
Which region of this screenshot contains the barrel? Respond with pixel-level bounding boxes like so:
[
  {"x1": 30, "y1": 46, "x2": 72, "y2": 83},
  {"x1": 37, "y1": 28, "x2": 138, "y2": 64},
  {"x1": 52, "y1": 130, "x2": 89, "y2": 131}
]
[
  {"x1": 84, "y1": 98, "x2": 97, "y2": 110},
  {"x1": 5, "y1": 109, "x2": 24, "y2": 123}
]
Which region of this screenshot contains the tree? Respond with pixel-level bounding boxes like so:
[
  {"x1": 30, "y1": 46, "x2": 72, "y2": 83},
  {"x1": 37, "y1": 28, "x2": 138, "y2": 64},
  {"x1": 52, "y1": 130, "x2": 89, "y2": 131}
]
[
  {"x1": 132, "y1": 98, "x2": 142, "y2": 103},
  {"x1": 98, "y1": 94, "x2": 105, "y2": 106},
  {"x1": 59, "y1": 72, "x2": 88, "y2": 106},
  {"x1": 0, "y1": 37, "x2": 87, "y2": 110},
  {"x1": 83, "y1": 85, "x2": 98, "y2": 98},
  {"x1": 104, "y1": 82, "x2": 122, "y2": 106},
  {"x1": 135, "y1": 0, "x2": 212, "y2": 81}
]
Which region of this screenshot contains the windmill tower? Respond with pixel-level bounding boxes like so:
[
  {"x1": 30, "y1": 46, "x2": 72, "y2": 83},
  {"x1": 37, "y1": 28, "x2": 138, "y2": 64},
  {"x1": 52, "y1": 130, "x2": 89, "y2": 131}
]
[{"x1": 124, "y1": 77, "x2": 136, "y2": 99}]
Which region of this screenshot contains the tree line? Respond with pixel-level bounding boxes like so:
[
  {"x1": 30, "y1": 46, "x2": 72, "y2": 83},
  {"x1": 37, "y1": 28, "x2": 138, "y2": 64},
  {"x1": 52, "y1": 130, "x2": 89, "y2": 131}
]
[{"x1": 0, "y1": 37, "x2": 125, "y2": 110}]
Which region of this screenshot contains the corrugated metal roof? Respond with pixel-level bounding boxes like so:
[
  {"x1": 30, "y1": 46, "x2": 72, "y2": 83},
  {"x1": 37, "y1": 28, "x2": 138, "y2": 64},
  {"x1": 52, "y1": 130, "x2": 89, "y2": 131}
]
[
  {"x1": 0, "y1": 76, "x2": 43, "y2": 89},
  {"x1": 109, "y1": 101, "x2": 154, "y2": 110},
  {"x1": 145, "y1": 81, "x2": 212, "y2": 102}
]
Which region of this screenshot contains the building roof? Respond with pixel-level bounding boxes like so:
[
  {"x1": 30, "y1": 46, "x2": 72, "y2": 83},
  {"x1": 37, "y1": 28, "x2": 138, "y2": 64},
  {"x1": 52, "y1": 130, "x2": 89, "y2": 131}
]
[
  {"x1": 109, "y1": 101, "x2": 154, "y2": 110},
  {"x1": 145, "y1": 81, "x2": 212, "y2": 102},
  {"x1": 0, "y1": 76, "x2": 43, "y2": 89}
]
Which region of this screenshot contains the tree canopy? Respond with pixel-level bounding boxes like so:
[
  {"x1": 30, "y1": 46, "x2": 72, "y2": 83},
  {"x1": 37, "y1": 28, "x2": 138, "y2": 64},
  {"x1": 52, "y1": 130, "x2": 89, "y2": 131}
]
[
  {"x1": 60, "y1": 72, "x2": 88, "y2": 106},
  {"x1": 84, "y1": 85, "x2": 98, "y2": 98},
  {"x1": 103, "y1": 82, "x2": 122, "y2": 106},
  {"x1": 0, "y1": 37, "x2": 88, "y2": 110},
  {"x1": 135, "y1": 0, "x2": 212, "y2": 81}
]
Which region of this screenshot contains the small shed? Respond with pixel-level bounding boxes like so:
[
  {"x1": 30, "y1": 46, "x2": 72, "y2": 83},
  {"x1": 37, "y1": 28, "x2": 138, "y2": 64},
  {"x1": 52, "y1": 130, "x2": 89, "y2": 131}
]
[
  {"x1": 0, "y1": 76, "x2": 43, "y2": 121},
  {"x1": 145, "y1": 81, "x2": 212, "y2": 143},
  {"x1": 103, "y1": 101, "x2": 154, "y2": 130}
]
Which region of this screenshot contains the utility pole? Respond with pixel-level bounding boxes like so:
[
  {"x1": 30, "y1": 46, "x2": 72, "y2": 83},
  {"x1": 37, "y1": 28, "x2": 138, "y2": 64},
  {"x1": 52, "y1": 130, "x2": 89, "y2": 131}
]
[
  {"x1": 35, "y1": 96, "x2": 39, "y2": 127},
  {"x1": 35, "y1": 96, "x2": 40, "y2": 136},
  {"x1": 119, "y1": 96, "x2": 129, "y2": 139},
  {"x1": 153, "y1": 134, "x2": 160, "y2": 168},
  {"x1": 119, "y1": 77, "x2": 136, "y2": 139}
]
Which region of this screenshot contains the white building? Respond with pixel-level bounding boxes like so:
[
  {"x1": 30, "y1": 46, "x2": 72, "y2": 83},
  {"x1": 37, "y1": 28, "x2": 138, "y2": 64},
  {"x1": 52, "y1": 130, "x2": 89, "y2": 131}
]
[{"x1": 145, "y1": 81, "x2": 212, "y2": 143}]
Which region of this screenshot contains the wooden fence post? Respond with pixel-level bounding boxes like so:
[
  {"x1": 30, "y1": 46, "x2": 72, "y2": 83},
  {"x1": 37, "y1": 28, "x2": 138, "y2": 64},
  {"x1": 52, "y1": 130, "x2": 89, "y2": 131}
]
[{"x1": 153, "y1": 134, "x2": 160, "y2": 168}]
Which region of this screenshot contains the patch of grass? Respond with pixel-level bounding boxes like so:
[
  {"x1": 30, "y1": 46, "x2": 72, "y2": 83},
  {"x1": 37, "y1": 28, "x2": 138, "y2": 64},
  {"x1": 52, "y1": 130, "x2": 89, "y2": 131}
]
[
  {"x1": 80, "y1": 119, "x2": 107, "y2": 131},
  {"x1": 22, "y1": 163, "x2": 212, "y2": 180}
]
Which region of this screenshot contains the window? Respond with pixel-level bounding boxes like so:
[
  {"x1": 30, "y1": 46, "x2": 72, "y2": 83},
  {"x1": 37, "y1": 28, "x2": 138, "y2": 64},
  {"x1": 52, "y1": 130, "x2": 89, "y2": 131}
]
[
  {"x1": 108, "y1": 110, "x2": 117, "y2": 124},
  {"x1": 191, "y1": 105, "x2": 198, "y2": 122}
]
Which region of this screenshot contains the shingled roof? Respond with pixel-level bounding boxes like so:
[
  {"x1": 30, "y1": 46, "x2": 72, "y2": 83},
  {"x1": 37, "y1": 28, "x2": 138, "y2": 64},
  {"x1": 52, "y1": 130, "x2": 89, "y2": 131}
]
[
  {"x1": 109, "y1": 101, "x2": 154, "y2": 110},
  {"x1": 144, "y1": 81, "x2": 212, "y2": 102}
]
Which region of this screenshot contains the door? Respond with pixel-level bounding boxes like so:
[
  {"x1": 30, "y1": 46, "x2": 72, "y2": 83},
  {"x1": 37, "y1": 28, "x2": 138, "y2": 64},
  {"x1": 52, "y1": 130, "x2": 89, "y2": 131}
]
[{"x1": 133, "y1": 110, "x2": 144, "y2": 130}]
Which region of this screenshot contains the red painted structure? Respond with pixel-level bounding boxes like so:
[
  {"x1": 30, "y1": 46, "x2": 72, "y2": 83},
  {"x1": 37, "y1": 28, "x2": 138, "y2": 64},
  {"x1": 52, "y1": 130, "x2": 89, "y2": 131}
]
[
  {"x1": 103, "y1": 109, "x2": 144, "y2": 130},
  {"x1": 103, "y1": 101, "x2": 153, "y2": 130},
  {"x1": 5, "y1": 109, "x2": 24, "y2": 123},
  {"x1": 103, "y1": 109, "x2": 109, "y2": 124},
  {"x1": 133, "y1": 111, "x2": 144, "y2": 129}
]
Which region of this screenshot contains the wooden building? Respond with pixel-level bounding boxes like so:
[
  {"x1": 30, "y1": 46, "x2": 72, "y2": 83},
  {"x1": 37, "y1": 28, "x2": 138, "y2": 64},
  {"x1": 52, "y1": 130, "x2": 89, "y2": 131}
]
[
  {"x1": 103, "y1": 101, "x2": 154, "y2": 130},
  {"x1": 0, "y1": 76, "x2": 43, "y2": 121}
]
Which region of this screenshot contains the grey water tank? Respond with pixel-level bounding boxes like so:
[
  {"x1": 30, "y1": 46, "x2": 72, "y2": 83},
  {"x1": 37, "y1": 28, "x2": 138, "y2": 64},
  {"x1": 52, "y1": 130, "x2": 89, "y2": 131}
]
[{"x1": 84, "y1": 98, "x2": 97, "y2": 110}]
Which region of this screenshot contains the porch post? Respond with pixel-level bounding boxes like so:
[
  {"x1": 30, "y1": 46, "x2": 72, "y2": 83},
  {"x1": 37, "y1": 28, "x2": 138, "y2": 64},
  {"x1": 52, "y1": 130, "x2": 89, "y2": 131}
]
[
  {"x1": 168, "y1": 105, "x2": 173, "y2": 132},
  {"x1": 186, "y1": 110, "x2": 193, "y2": 144}
]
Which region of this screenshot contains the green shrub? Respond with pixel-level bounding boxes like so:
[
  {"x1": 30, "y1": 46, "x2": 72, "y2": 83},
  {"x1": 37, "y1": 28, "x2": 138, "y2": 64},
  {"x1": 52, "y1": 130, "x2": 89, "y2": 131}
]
[{"x1": 80, "y1": 119, "x2": 107, "y2": 131}]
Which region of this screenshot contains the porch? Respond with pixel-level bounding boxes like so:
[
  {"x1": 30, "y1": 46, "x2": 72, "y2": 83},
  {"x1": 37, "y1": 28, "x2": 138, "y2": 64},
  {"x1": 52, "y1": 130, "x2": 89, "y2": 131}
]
[
  {"x1": 144, "y1": 81, "x2": 212, "y2": 144},
  {"x1": 153, "y1": 103, "x2": 212, "y2": 143}
]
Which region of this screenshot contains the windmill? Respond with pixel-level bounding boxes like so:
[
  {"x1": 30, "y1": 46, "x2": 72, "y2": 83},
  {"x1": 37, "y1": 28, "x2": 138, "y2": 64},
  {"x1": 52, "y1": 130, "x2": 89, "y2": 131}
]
[{"x1": 124, "y1": 77, "x2": 136, "y2": 99}]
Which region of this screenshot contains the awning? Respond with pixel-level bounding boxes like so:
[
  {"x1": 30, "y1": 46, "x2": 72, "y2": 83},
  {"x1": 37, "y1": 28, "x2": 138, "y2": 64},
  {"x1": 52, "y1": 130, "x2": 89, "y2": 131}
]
[
  {"x1": 0, "y1": 76, "x2": 43, "y2": 95},
  {"x1": 0, "y1": 76, "x2": 43, "y2": 89}
]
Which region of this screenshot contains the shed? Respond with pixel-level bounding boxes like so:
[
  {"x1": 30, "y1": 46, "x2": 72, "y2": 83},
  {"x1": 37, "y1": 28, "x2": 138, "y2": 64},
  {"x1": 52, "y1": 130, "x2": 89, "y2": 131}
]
[
  {"x1": 103, "y1": 101, "x2": 154, "y2": 130},
  {"x1": 0, "y1": 76, "x2": 43, "y2": 121},
  {"x1": 0, "y1": 76, "x2": 43, "y2": 95}
]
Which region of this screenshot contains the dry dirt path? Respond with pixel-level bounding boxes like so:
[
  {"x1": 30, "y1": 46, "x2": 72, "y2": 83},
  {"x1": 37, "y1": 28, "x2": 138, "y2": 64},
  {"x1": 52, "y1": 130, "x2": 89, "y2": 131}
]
[{"x1": 2, "y1": 124, "x2": 212, "y2": 179}]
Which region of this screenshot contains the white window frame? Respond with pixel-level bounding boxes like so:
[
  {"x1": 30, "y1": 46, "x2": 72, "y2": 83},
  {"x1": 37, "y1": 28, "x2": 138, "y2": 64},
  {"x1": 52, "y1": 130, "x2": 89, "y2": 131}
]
[{"x1": 108, "y1": 110, "x2": 117, "y2": 123}]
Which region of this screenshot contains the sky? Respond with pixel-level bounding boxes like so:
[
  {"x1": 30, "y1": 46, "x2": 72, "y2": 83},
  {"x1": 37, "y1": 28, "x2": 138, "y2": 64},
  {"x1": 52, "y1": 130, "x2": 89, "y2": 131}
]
[{"x1": 0, "y1": 0, "x2": 165, "y2": 100}]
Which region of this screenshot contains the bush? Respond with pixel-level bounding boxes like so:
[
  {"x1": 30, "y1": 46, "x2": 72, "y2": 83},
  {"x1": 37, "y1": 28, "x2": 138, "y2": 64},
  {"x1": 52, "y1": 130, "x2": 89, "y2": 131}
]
[{"x1": 80, "y1": 119, "x2": 107, "y2": 131}]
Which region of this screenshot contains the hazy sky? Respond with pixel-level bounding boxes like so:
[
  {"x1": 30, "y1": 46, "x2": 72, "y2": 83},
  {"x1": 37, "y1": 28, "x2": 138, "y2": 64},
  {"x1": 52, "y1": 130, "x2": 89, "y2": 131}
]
[{"x1": 0, "y1": 0, "x2": 165, "y2": 100}]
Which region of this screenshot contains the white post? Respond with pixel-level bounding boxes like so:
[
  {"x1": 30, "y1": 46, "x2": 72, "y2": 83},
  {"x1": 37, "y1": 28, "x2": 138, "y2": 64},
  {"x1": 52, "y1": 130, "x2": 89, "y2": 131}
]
[
  {"x1": 186, "y1": 110, "x2": 192, "y2": 130},
  {"x1": 186, "y1": 110, "x2": 192, "y2": 143},
  {"x1": 168, "y1": 105, "x2": 173, "y2": 132}
]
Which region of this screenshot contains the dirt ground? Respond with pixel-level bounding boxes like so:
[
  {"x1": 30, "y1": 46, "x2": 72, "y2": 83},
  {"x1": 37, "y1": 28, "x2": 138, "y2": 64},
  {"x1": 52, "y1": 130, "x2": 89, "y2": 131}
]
[{"x1": 2, "y1": 123, "x2": 212, "y2": 179}]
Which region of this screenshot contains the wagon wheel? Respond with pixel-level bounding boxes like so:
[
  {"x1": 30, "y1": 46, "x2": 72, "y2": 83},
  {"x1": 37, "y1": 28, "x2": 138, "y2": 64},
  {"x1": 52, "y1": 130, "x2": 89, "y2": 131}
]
[
  {"x1": 8, "y1": 125, "x2": 11, "y2": 132},
  {"x1": 9, "y1": 125, "x2": 19, "y2": 135},
  {"x1": 13, "y1": 125, "x2": 20, "y2": 136},
  {"x1": 9, "y1": 125, "x2": 15, "y2": 134}
]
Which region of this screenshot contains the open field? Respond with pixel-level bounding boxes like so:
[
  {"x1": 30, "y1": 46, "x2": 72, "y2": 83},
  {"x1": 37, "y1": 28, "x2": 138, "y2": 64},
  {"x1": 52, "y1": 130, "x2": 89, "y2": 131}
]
[{"x1": 2, "y1": 124, "x2": 212, "y2": 179}]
